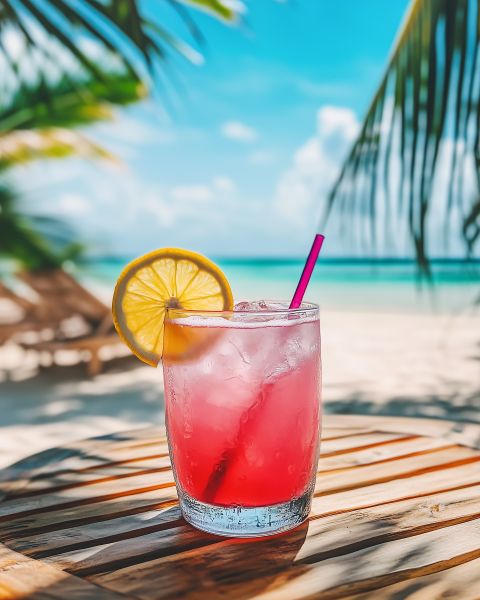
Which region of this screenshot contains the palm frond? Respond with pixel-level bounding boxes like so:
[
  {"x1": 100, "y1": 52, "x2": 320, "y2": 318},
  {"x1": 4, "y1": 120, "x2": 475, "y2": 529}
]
[
  {"x1": 0, "y1": 0, "x2": 241, "y2": 93},
  {"x1": 0, "y1": 184, "x2": 68, "y2": 269},
  {"x1": 0, "y1": 68, "x2": 145, "y2": 266},
  {"x1": 179, "y1": 0, "x2": 239, "y2": 22},
  {"x1": 0, "y1": 68, "x2": 145, "y2": 171},
  {"x1": 0, "y1": 70, "x2": 146, "y2": 134},
  {"x1": 0, "y1": 128, "x2": 116, "y2": 172},
  {"x1": 324, "y1": 0, "x2": 480, "y2": 270}
]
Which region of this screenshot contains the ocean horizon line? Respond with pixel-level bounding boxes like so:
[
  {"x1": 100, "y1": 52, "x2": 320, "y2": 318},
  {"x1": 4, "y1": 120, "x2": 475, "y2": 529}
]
[{"x1": 79, "y1": 256, "x2": 480, "y2": 266}]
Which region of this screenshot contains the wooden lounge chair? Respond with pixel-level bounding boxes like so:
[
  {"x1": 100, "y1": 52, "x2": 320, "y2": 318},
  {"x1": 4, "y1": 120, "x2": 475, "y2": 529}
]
[{"x1": 0, "y1": 269, "x2": 130, "y2": 376}]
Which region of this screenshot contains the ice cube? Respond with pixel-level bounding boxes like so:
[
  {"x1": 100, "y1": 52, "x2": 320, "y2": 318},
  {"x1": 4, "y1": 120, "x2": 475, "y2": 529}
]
[
  {"x1": 234, "y1": 300, "x2": 286, "y2": 312},
  {"x1": 233, "y1": 301, "x2": 287, "y2": 323}
]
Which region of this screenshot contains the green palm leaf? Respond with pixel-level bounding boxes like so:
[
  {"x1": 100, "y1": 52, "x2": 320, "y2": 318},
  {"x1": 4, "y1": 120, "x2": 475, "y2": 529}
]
[
  {"x1": 0, "y1": 128, "x2": 115, "y2": 173},
  {"x1": 0, "y1": 69, "x2": 145, "y2": 171},
  {"x1": 324, "y1": 0, "x2": 480, "y2": 271},
  {"x1": 0, "y1": 0, "x2": 240, "y2": 90},
  {"x1": 0, "y1": 69, "x2": 145, "y2": 267},
  {"x1": 0, "y1": 184, "x2": 71, "y2": 269},
  {"x1": 0, "y1": 71, "x2": 146, "y2": 134}
]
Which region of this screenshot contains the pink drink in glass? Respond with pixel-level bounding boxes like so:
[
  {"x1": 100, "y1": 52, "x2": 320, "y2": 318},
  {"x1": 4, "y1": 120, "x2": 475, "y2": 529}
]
[{"x1": 163, "y1": 302, "x2": 321, "y2": 537}]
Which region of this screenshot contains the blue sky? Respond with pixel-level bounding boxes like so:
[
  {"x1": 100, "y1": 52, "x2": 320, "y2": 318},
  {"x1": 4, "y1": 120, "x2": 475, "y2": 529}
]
[{"x1": 15, "y1": 0, "x2": 411, "y2": 259}]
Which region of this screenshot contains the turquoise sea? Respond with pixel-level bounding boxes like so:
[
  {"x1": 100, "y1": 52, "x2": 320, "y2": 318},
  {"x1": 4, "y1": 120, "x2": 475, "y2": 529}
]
[{"x1": 75, "y1": 259, "x2": 480, "y2": 315}]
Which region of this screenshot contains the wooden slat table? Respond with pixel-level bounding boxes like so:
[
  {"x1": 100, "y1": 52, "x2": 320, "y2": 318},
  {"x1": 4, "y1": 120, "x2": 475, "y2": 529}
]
[{"x1": 1, "y1": 414, "x2": 480, "y2": 600}]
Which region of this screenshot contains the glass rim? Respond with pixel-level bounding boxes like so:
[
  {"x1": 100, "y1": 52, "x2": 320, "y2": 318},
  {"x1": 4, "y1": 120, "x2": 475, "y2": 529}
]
[{"x1": 165, "y1": 300, "x2": 319, "y2": 317}]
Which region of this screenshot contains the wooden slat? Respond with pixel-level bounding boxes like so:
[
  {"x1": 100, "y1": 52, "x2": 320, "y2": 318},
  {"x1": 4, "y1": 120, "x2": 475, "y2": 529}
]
[
  {"x1": 0, "y1": 427, "x2": 167, "y2": 501},
  {"x1": 32, "y1": 483, "x2": 480, "y2": 579},
  {"x1": 268, "y1": 518, "x2": 480, "y2": 600},
  {"x1": 8, "y1": 445, "x2": 171, "y2": 498},
  {"x1": 21, "y1": 436, "x2": 170, "y2": 478},
  {"x1": 45, "y1": 522, "x2": 213, "y2": 577},
  {"x1": 0, "y1": 543, "x2": 130, "y2": 600},
  {"x1": 299, "y1": 484, "x2": 480, "y2": 564},
  {"x1": 0, "y1": 447, "x2": 79, "y2": 503},
  {"x1": 315, "y1": 446, "x2": 480, "y2": 497},
  {"x1": 0, "y1": 488, "x2": 179, "y2": 541},
  {"x1": 0, "y1": 471, "x2": 176, "y2": 521},
  {"x1": 317, "y1": 436, "x2": 453, "y2": 471},
  {"x1": 319, "y1": 433, "x2": 413, "y2": 456},
  {"x1": 310, "y1": 461, "x2": 480, "y2": 517},
  {"x1": 8, "y1": 505, "x2": 185, "y2": 558},
  {"x1": 319, "y1": 428, "x2": 374, "y2": 440},
  {"x1": 344, "y1": 555, "x2": 480, "y2": 599},
  {"x1": 87, "y1": 516, "x2": 480, "y2": 600},
  {"x1": 9, "y1": 456, "x2": 172, "y2": 499},
  {"x1": 323, "y1": 415, "x2": 480, "y2": 450}
]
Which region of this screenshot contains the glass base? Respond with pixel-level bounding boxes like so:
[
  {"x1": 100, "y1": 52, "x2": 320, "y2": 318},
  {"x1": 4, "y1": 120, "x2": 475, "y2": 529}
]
[{"x1": 178, "y1": 483, "x2": 314, "y2": 538}]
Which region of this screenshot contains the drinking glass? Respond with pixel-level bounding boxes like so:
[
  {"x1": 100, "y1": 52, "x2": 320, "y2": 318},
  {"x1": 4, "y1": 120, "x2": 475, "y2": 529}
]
[{"x1": 162, "y1": 301, "x2": 321, "y2": 537}]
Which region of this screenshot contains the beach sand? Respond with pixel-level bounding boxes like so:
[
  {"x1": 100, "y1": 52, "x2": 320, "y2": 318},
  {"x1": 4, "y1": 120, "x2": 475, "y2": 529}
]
[{"x1": 1, "y1": 308, "x2": 480, "y2": 470}]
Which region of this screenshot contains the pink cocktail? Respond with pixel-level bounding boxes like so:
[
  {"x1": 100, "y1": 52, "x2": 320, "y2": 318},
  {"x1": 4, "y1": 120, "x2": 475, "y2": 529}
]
[{"x1": 163, "y1": 301, "x2": 321, "y2": 537}]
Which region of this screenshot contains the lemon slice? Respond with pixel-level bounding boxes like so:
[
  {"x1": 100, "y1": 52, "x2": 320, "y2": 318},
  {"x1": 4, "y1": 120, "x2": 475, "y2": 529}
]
[{"x1": 112, "y1": 248, "x2": 233, "y2": 366}]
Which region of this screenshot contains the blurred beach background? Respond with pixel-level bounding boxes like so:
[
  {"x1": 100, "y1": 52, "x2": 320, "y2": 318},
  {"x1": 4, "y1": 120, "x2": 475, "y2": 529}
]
[{"x1": 2, "y1": 0, "x2": 480, "y2": 470}]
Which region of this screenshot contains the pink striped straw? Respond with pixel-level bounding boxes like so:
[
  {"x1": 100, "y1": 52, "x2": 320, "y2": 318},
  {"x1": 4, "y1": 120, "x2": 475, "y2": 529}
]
[{"x1": 289, "y1": 234, "x2": 325, "y2": 309}]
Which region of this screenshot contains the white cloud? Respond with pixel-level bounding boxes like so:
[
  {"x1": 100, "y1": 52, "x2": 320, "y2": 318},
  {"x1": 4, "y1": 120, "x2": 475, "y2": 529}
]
[
  {"x1": 212, "y1": 176, "x2": 236, "y2": 193},
  {"x1": 221, "y1": 121, "x2": 258, "y2": 142},
  {"x1": 171, "y1": 184, "x2": 212, "y2": 202},
  {"x1": 95, "y1": 116, "x2": 176, "y2": 146},
  {"x1": 142, "y1": 188, "x2": 177, "y2": 227},
  {"x1": 11, "y1": 151, "x2": 332, "y2": 258},
  {"x1": 273, "y1": 103, "x2": 480, "y2": 258},
  {"x1": 249, "y1": 150, "x2": 275, "y2": 165},
  {"x1": 274, "y1": 106, "x2": 360, "y2": 226},
  {"x1": 58, "y1": 194, "x2": 91, "y2": 215}
]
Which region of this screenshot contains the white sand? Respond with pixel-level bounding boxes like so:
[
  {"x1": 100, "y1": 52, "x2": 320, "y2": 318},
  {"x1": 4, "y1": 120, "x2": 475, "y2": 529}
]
[
  {"x1": 1, "y1": 308, "x2": 480, "y2": 470},
  {"x1": 321, "y1": 310, "x2": 480, "y2": 421}
]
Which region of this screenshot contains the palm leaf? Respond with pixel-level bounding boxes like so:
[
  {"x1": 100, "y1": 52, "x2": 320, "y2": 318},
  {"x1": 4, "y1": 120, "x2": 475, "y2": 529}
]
[
  {"x1": 179, "y1": 0, "x2": 239, "y2": 22},
  {"x1": 0, "y1": 68, "x2": 145, "y2": 171},
  {"x1": 0, "y1": 71, "x2": 146, "y2": 134},
  {"x1": 0, "y1": 68, "x2": 145, "y2": 267},
  {"x1": 0, "y1": 184, "x2": 68, "y2": 269},
  {"x1": 324, "y1": 0, "x2": 480, "y2": 271},
  {"x1": 0, "y1": 128, "x2": 116, "y2": 172},
  {"x1": 0, "y1": 0, "x2": 240, "y2": 92}
]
